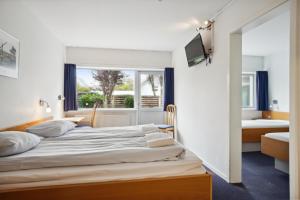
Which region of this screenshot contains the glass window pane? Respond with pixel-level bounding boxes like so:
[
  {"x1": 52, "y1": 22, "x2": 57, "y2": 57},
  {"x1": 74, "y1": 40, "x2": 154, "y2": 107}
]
[
  {"x1": 241, "y1": 74, "x2": 255, "y2": 108},
  {"x1": 76, "y1": 68, "x2": 135, "y2": 108},
  {"x1": 140, "y1": 73, "x2": 164, "y2": 108}
]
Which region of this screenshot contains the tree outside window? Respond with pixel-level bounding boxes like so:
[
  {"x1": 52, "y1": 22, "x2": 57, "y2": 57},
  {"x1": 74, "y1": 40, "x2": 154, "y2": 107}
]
[{"x1": 77, "y1": 68, "x2": 134, "y2": 108}]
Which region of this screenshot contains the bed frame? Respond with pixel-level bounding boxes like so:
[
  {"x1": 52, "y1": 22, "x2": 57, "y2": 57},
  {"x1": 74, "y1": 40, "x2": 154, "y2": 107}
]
[
  {"x1": 261, "y1": 135, "x2": 289, "y2": 161},
  {"x1": 0, "y1": 118, "x2": 212, "y2": 200},
  {"x1": 242, "y1": 111, "x2": 289, "y2": 143}
]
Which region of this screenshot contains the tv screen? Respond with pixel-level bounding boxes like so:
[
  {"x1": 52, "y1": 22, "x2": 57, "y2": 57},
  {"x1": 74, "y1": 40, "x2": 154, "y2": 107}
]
[{"x1": 185, "y1": 33, "x2": 207, "y2": 67}]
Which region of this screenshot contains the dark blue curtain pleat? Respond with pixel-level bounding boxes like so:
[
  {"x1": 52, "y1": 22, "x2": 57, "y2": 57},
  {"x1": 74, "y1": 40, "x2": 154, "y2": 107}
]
[
  {"x1": 164, "y1": 68, "x2": 174, "y2": 111},
  {"x1": 64, "y1": 64, "x2": 77, "y2": 111},
  {"x1": 256, "y1": 71, "x2": 269, "y2": 111}
]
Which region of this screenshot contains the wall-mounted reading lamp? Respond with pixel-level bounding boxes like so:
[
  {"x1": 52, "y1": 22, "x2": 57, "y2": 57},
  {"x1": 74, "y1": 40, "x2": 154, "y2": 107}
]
[
  {"x1": 58, "y1": 95, "x2": 65, "y2": 101},
  {"x1": 39, "y1": 99, "x2": 51, "y2": 113}
]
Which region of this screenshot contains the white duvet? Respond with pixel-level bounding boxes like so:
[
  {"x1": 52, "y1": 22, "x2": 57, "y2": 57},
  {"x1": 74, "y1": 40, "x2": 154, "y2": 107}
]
[
  {"x1": 0, "y1": 150, "x2": 203, "y2": 190},
  {"x1": 44, "y1": 124, "x2": 159, "y2": 141},
  {"x1": 265, "y1": 132, "x2": 289, "y2": 142},
  {"x1": 0, "y1": 136, "x2": 184, "y2": 172},
  {"x1": 242, "y1": 119, "x2": 289, "y2": 128}
]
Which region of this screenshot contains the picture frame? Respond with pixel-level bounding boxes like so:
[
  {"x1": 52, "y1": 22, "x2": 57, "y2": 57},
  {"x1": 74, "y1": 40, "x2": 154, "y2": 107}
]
[{"x1": 0, "y1": 28, "x2": 19, "y2": 79}]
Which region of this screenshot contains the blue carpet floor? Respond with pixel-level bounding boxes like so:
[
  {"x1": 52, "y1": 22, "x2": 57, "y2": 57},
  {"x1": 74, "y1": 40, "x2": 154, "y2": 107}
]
[{"x1": 212, "y1": 152, "x2": 289, "y2": 200}]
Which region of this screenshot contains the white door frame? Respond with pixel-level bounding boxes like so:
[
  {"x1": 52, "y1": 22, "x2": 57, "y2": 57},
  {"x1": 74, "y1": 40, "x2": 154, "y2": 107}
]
[
  {"x1": 229, "y1": 1, "x2": 300, "y2": 198},
  {"x1": 289, "y1": 0, "x2": 300, "y2": 198},
  {"x1": 136, "y1": 70, "x2": 165, "y2": 124},
  {"x1": 229, "y1": 33, "x2": 242, "y2": 183}
]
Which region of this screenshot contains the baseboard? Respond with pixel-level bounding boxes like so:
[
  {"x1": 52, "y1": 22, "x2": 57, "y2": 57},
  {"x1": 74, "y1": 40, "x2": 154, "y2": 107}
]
[
  {"x1": 178, "y1": 143, "x2": 230, "y2": 182},
  {"x1": 202, "y1": 159, "x2": 229, "y2": 182}
]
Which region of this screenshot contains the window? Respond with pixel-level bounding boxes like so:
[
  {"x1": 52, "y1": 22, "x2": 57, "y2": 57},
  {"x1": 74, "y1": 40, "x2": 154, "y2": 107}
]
[
  {"x1": 76, "y1": 67, "x2": 164, "y2": 109},
  {"x1": 140, "y1": 72, "x2": 164, "y2": 108},
  {"x1": 242, "y1": 73, "x2": 255, "y2": 108},
  {"x1": 77, "y1": 68, "x2": 135, "y2": 108}
]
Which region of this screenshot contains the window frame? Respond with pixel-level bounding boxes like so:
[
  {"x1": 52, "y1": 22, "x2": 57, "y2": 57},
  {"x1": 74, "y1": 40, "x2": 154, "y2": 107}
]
[
  {"x1": 76, "y1": 66, "x2": 164, "y2": 111},
  {"x1": 241, "y1": 72, "x2": 256, "y2": 110}
]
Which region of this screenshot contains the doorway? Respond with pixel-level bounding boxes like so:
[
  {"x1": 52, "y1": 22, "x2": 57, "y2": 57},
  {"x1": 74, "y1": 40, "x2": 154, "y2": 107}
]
[{"x1": 228, "y1": 1, "x2": 299, "y2": 199}]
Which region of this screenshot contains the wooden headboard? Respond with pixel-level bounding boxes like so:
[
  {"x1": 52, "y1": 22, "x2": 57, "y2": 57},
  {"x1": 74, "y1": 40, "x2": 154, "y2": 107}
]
[
  {"x1": 262, "y1": 111, "x2": 289, "y2": 120},
  {"x1": 0, "y1": 117, "x2": 53, "y2": 132}
]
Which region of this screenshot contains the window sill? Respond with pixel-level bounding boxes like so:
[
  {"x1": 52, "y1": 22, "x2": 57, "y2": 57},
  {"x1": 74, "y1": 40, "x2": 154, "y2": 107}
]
[
  {"x1": 242, "y1": 107, "x2": 258, "y2": 111},
  {"x1": 75, "y1": 108, "x2": 138, "y2": 112}
]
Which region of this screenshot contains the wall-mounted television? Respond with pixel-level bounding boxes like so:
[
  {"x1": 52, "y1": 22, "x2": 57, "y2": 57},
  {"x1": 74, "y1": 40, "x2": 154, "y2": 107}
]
[
  {"x1": 185, "y1": 33, "x2": 207, "y2": 67},
  {"x1": 185, "y1": 23, "x2": 214, "y2": 67}
]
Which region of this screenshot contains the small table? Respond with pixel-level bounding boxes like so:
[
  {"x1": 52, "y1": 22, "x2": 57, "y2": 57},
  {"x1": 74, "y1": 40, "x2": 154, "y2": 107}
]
[{"x1": 62, "y1": 117, "x2": 85, "y2": 124}]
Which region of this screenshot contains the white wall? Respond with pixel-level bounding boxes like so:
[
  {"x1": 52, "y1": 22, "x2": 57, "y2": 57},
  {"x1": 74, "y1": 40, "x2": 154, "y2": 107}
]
[
  {"x1": 242, "y1": 52, "x2": 290, "y2": 116},
  {"x1": 172, "y1": 0, "x2": 286, "y2": 181},
  {"x1": 241, "y1": 110, "x2": 262, "y2": 120},
  {"x1": 242, "y1": 11, "x2": 290, "y2": 113},
  {"x1": 66, "y1": 47, "x2": 172, "y2": 68},
  {"x1": 265, "y1": 53, "x2": 290, "y2": 112},
  {"x1": 242, "y1": 55, "x2": 264, "y2": 72},
  {"x1": 0, "y1": 1, "x2": 65, "y2": 128}
]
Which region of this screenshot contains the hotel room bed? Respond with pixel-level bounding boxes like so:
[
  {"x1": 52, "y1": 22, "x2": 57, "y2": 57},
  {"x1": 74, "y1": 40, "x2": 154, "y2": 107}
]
[
  {"x1": 0, "y1": 150, "x2": 205, "y2": 191},
  {"x1": 0, "y1": 119, "x2": 212, "y2": 200},
  {"x1": 261, "y1": 132, "x2": 289, "y2": 161},
  {"x1": 0, "y1": 136, "x2": 184, "y2": 172},
  {"x1": 242, "y1": 119, "x2": 289, "y2": 143}
]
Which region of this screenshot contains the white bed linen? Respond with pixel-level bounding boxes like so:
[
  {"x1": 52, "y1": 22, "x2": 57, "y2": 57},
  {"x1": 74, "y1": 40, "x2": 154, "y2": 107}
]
[
  {"x1": 45, "y1": 124, "x2": 159, "y2": 141},
  {"x1": 242, "y1": 119, "x2": 289, "y2": 129},
  {"x1": 0, "y1": 150, "x2": 205, "y2": 191},
  {"x1": 0, "y1": 136, "x2": 184, "y2": 172},
  {"x1": 265, "y1": 132, "x2": 289, "y2": 142}
]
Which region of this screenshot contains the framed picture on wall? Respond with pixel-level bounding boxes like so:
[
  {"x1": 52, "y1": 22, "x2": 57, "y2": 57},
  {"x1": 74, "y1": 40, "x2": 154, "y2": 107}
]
[{"x1": 0, "y1": 28, "x2": 19, "y2": 79}]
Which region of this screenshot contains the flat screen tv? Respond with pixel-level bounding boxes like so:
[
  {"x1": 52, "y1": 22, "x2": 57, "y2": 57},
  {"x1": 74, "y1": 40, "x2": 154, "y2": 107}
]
[{"x1": 185, "y1": 33, "x2": 207, "y2": 67}]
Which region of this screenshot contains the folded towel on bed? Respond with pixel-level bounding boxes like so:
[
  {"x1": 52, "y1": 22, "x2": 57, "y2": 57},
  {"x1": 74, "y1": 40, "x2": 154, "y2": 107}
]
[
  {"x1": 144, "y1": 132, "x2": 170, "y2": 141},
  {"x1": 147, "y1": 138, "x2": 175, "y2": 148}
]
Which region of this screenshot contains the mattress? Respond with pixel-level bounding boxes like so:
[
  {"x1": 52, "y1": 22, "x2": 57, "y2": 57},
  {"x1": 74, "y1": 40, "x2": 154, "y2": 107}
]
[
  {"x1": 242, "y1": 119, "x2": 289, "y2": 129},
  {"x1": 0, "y1": 136, "x2": 184, "y2": 172},
  {"x1": 0, "y1": 150, "x2": 205, "y2": 192},
  {"x1": 265, "y1": 132, "x2": 289, "y2": 142}
]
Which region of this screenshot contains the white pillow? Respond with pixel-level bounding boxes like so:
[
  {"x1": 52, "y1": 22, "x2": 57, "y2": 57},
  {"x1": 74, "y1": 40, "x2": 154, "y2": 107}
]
[
  {"x1": 27, "y1": 120, "x2": 76, "y2": 137},
  {"x1": 0, "y1": 131, "x2": 40, "y2": 157}
]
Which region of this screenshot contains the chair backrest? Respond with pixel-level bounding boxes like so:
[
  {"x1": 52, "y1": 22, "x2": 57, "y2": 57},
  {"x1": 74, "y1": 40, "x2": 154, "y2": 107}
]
[
  {"x1": 165, "y1": 104, "x2": 176, "y2": 126},
  {"x1": 90, "y1": 102, "x2": 100, "y2": 127}
]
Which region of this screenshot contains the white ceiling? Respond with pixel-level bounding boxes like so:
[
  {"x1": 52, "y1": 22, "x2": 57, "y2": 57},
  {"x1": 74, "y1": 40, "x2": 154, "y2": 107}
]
[
  {"x1": 242, "y1": 11, "x2": 290, "y2": 56},
  {"x1": 22, "y1": 0, "x2": 232, "y2": 51}
]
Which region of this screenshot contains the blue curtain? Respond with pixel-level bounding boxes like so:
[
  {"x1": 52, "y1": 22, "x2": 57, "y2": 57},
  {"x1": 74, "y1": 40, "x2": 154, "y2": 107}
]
[
  {"x1": 256, "y1": 71, "x2": 269, "y2": 111},
  {"x1": 164, "y1": 68, "x2": 174, "y2": 111},
  {"x1": 64, "y1": 64, "x2": 77, "y2": 111}
]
